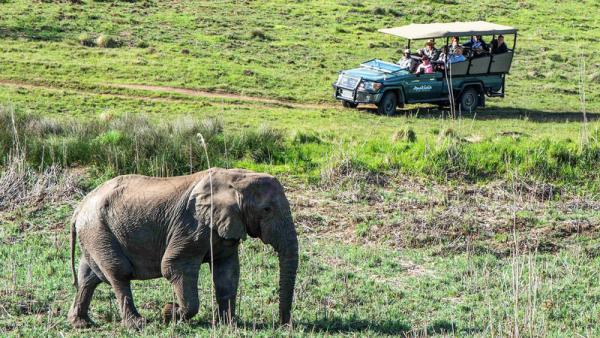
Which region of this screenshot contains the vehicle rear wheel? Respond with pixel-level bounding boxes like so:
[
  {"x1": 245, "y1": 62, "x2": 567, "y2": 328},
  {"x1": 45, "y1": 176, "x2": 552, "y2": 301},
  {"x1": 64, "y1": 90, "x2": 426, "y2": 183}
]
[
  {"x1": 342, "y1": 101, "x2": 358, "y2": 109},
  {"x1": 459, "y1": 87, "x2": 479, "y2": 112},
  {"x1": 377, "y1": 92, "x2": 397, "y2": 116}
]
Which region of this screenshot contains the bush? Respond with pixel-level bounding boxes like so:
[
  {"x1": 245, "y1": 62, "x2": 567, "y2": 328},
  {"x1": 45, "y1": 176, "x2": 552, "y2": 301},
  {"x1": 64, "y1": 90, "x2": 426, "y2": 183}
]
[
  {"x1": 2, "y1": 107, "x2": 599, "y2": 192},
  {"x1": 292, "y1": 131, "x2": 322, "y2": 144},
  {"x1": 391, "y1": 127, "x2": 416, "y2": 143},
  {"x1": 250, "y1": 29, "x2": 271, "y2": 41},
  {"x1": 95, "y1": 34, "x2": 120, "y2": 48},
  {"x1": 229, "y1": 125, "x2": 285, "y2": 163},
  {"x1": 0, "y1": 109, "x2": 291, "y2": 177},
  {"x1": 78, "y1": 33, "x2": 95, "y2": 47}
]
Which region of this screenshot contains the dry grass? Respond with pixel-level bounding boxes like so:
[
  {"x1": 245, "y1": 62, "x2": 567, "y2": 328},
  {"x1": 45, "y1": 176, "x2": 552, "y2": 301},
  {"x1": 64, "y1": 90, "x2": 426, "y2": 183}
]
[
  {"x1": 0, "y1": 154, "x2": 84, "y2": 212},
  {"x1": 290, "y1": 174, "x2": 599, "y2": 254}
]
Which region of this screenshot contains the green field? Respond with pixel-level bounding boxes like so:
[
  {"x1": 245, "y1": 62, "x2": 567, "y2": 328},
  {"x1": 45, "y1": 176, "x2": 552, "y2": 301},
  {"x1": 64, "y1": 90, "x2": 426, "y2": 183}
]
[{"x1": 1, "y1": 0, "x2": 599, "y2": 337}]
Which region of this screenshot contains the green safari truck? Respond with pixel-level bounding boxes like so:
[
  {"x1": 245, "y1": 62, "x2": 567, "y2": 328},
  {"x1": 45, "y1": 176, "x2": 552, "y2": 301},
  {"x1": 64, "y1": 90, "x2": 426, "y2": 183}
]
[{"x1": 332, "y1": 21, "x2": 518, "y2": 115}]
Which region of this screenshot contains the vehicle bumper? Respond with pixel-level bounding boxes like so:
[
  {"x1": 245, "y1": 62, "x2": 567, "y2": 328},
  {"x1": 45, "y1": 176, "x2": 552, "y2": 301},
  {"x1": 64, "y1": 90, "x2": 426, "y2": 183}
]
[{"x1": 332, "y1": 84, "x2": 382, "y2": 104}]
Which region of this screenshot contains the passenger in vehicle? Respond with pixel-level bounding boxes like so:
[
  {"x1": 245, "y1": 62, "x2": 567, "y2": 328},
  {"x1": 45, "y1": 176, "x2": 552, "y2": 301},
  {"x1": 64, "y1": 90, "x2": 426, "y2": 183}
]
[
  {"x1": 463, "y1": 35, "x2": 488, "y2": 53},
  {"x1": 415, "y1": 55, "x2": 433, "y2": 74},
  {"x1": 449, "y1": 36, "x2": 460, "y2": 54},
  {"x1": 438, "y1": 46, "x2": 449, "y2": 62},
  {"x1": 418, "y1": 40, "x2": 439, "y2": 61},
  {"x1": 448, "y1": 47, "x2": 466, "y2": 64},
  {"x1": 490, "y1": 35, "x2": 508, "y2": 54},
  {"x1": 398, "y1": 49, "x2": 417, "y2": 71},
  {"x1": 435, "y1": 46, "x2": 451, "y2": 71}
]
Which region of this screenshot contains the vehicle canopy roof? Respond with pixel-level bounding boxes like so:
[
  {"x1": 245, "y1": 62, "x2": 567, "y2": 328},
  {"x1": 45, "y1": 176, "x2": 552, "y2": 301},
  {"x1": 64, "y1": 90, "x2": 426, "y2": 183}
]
[{"x1": 378, "y1": 21, "x2": 517, "y2": 40}]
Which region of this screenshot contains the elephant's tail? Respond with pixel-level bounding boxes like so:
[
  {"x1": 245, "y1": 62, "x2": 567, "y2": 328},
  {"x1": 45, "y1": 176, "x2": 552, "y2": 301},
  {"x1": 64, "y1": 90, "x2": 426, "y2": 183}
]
[{"x1": 70, "y1": 210, "x2": 79, "y2": 290}]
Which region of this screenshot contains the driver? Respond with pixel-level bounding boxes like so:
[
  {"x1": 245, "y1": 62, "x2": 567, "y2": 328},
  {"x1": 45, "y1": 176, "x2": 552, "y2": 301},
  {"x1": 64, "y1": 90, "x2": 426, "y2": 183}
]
[{"x1": 398, "y1": 49, "x2": 416, "y2": 71}]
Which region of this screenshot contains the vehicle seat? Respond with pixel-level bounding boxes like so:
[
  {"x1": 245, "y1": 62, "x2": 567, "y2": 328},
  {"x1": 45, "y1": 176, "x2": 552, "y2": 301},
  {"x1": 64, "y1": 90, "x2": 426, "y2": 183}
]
[
  {"x1": 469, "y1": 55, "x2": 491, "y2": 74},
  {"x1": 448, "y1": 60, "x2": 469, "y2": 76},
  {"x1": 490, "y1": 51, "x2": 514, "y2": 73}
]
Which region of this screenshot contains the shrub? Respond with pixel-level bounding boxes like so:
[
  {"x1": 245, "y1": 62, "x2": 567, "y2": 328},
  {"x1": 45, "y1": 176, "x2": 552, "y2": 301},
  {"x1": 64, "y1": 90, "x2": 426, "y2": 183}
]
[
  {"x1": 95, "y1": 34, "x2": 120, "y2": 48},
  {"x1": 94, "y1": 130, "x2": 124, "y2": 146},
  {"x1": 250, "y1": 29, "x2": 270, "y2": 41},
  {"x1": 292, "y1": 131, "x2": 322, "y2": 144},
  {"x1": 231, "y1": 125, "x2": 285, "y2": 163},
  {"x1": 136, "y1": 40, "x2": 149, "y2": 48},
  {"x1": 391, "y1": 127, "x2": 416, "y2": 143},
  {"x1": 78, "y1": 33, "x2": 95, "y2": 47},
  {"x1": 373, "y1": 7, "x2": 386, "y2": 15}
]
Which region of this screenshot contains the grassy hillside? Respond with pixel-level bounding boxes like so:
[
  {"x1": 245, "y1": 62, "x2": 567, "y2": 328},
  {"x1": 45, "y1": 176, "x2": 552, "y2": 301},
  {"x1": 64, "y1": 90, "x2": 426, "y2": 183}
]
[
  {"x1": 1, "y1": 0, "x2": 599, "y2": 111},
  {"x1": 1, "y1": 168, "x2": 599, "y2": 337},
  {"x1": 1, "y1": 1, "x2": 599, "y2": 337}
]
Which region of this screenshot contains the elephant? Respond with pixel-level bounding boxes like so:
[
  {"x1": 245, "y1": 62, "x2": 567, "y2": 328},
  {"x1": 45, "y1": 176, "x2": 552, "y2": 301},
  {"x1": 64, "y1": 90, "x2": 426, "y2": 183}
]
[{"x1": 67, "y1": 168, "x2": 298, "y2": 329}]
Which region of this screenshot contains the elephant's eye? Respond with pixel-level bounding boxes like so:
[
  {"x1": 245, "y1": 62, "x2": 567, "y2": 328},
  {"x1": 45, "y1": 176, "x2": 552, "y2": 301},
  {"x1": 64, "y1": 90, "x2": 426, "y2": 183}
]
[{"x1": 263, "y1": 206, "x2": 272, "y2": 213}]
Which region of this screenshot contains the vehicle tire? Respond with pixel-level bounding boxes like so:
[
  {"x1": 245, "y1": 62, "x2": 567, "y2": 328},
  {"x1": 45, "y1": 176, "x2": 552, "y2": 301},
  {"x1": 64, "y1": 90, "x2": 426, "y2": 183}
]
[
  {"x1": 377, "y1": 92, "x2": 397, "y2": 116},
  {"x1": 342, "y1": 101, "x2": 358, "y2": 109},
  {"x1": 459, "y1": 87, "x2": 479, "y2": 112}
]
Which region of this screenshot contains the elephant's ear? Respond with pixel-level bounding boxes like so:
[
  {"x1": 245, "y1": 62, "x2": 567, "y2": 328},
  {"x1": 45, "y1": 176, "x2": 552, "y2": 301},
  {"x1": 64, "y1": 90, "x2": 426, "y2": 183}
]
[{"x1": 189, "y1": 171, "x2": 247, "y2": 240}]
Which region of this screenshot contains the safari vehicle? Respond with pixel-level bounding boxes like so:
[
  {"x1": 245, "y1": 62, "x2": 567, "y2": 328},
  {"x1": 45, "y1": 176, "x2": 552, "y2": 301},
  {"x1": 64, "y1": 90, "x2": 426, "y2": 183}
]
[{"x1": 332, "y1": 21, "x2": 517, "y2": 115}]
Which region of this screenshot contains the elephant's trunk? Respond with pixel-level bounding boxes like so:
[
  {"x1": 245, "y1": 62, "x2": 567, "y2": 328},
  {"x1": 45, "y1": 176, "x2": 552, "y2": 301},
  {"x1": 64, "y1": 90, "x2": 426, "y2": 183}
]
[
  {"x1": 277, "y1": 231, "x2": 298, "y2": 324},
  {"x1": 267, "y1": 217, "x2": 298, "y2": 325}
]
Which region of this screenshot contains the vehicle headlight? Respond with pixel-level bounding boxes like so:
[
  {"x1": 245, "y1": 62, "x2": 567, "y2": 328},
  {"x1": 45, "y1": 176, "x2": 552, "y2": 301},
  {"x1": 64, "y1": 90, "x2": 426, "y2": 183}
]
[{"x1": 359, "y1": 81, "x2": 383, "y2": 92}]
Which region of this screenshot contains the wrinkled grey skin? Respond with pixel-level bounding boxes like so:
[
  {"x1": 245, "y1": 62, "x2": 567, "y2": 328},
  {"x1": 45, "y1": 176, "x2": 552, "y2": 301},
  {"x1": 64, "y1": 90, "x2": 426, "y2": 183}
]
[{"x1": 68, "y1": 168, "x2": 298, "y2": 329}]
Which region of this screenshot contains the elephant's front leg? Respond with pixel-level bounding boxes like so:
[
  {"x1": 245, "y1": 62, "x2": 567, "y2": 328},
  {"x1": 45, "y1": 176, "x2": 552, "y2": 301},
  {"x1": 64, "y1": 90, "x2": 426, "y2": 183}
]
[
  {"x1": 164, "y1": 259, "x2": 201, "y2": 323},
  {"x1": 212, "y1": 250, "x2": 240, "y2": 324}
]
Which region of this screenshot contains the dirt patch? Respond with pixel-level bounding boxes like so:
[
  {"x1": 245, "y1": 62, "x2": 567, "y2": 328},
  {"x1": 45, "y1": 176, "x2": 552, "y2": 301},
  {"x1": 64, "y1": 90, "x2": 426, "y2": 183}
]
[
  {"x1": 286, "y1": 176, "x2": 600, "y2": 255},
  {"x1": 108, "y1": 83, "x2": 332, "y2": 109},
  {"x1": 0, "y1": 79, "x2": 334, "y2": 109}
]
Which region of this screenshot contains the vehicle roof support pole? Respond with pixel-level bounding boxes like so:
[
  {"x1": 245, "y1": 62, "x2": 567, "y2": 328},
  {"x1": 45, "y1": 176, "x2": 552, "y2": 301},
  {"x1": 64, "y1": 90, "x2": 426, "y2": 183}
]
[{"x1": 445, "y1": 37, "x2": 449, "y2": 62}]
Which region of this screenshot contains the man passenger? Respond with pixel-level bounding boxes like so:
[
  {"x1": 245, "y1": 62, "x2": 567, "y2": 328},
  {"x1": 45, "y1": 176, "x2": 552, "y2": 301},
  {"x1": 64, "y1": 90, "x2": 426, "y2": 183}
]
[
  {"x1": 398, "y1": 49, "x2": 416, "y2": 71},
  {"x1": 490, "y1": 35, "x2": 508, "y2": 54}
]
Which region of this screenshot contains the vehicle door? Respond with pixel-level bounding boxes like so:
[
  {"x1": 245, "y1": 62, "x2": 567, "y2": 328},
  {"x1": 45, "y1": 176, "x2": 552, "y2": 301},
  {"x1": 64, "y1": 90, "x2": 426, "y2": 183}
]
[{"x1": 405, "y1": 72, "x2": 445, "y2": 102}]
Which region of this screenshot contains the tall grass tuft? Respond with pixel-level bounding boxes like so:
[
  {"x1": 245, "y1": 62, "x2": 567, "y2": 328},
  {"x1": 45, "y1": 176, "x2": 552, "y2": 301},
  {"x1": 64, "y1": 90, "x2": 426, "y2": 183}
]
[
  {"x1": 1, "y1": 107, "x2": 599, "y2": 192},
  {"x1": 0, "y1": 110, "x2": 287, "y2": 179}
]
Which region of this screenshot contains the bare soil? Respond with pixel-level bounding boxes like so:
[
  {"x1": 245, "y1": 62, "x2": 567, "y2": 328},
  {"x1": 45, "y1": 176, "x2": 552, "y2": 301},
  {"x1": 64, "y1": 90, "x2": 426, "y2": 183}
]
[
  {"x1": 285, "y1": 174, "x2": 600, "y2": 256},
  {"x1": 0, "y1": 79, "x2": 333, "y2": 109}
]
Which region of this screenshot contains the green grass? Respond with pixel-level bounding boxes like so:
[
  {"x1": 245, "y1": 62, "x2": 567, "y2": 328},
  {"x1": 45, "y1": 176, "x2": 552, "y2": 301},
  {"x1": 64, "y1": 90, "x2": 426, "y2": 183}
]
[
  {"x1": 2, "y1": 101, "x2": 600, "y2": 192},
  {"x1": 0, "y1": 203, "x2": 598, "y2": 337},
  {"x1": 1, "y1": 1, "x2": 600, "y2": 336},
  {"x1": 0, "y1": 0, "x2": 599, "y2": 111}
]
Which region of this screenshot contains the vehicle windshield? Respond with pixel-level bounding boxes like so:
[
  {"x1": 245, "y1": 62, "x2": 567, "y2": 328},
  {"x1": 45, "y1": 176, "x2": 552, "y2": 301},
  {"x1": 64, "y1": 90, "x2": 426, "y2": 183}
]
[{"x1": 360, "y1": 59, "x2": 404, "y2": 74}]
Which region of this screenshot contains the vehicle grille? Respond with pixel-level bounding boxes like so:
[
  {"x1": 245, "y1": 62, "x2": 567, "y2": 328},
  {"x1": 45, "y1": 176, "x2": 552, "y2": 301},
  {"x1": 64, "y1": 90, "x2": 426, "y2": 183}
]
[{"x1": 337, "y1": 75, "x2": 360, "y2": 89}]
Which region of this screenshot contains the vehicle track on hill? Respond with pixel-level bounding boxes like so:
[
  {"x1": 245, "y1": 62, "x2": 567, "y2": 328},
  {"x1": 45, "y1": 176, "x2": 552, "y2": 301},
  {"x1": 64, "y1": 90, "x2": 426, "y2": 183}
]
[
  {"x1": 109, "y1": 83, "x2": 333, "y2": 109},
  {"x1": 0, "y1": 79, "x2": 334, "y2": 109}
]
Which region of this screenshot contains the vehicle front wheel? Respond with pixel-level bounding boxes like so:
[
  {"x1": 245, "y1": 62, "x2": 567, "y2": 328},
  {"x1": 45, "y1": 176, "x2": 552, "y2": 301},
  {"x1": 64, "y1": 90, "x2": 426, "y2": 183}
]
[
  {"x1": 342, "y1": 101, "x2": 358, "y2": 109},
  {"x1": 377, "y1": 92, "x2": 398, "y2": 116},
  {"x1": 459, "y1": 88, "x2": 480, "y2": 112}
]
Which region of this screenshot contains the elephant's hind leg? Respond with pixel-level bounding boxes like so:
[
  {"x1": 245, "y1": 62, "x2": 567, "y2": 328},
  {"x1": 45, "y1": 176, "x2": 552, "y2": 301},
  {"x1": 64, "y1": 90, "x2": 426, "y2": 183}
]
[
  {"x1": 82, "y1": 226, "x2": 144, "y2": 329},
  {"x1": 111, "y1": 279, "x2": 146, "y2": 329},
  {"x1": 68, "y1": 256, "x2": 101, "y2": 328}
]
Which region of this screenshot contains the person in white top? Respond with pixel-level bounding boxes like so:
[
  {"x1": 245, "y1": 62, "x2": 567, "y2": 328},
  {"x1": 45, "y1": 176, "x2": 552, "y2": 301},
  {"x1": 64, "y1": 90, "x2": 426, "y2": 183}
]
[{"x1": 398, "y1": 49, "x2": 416, "y2": 71}]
